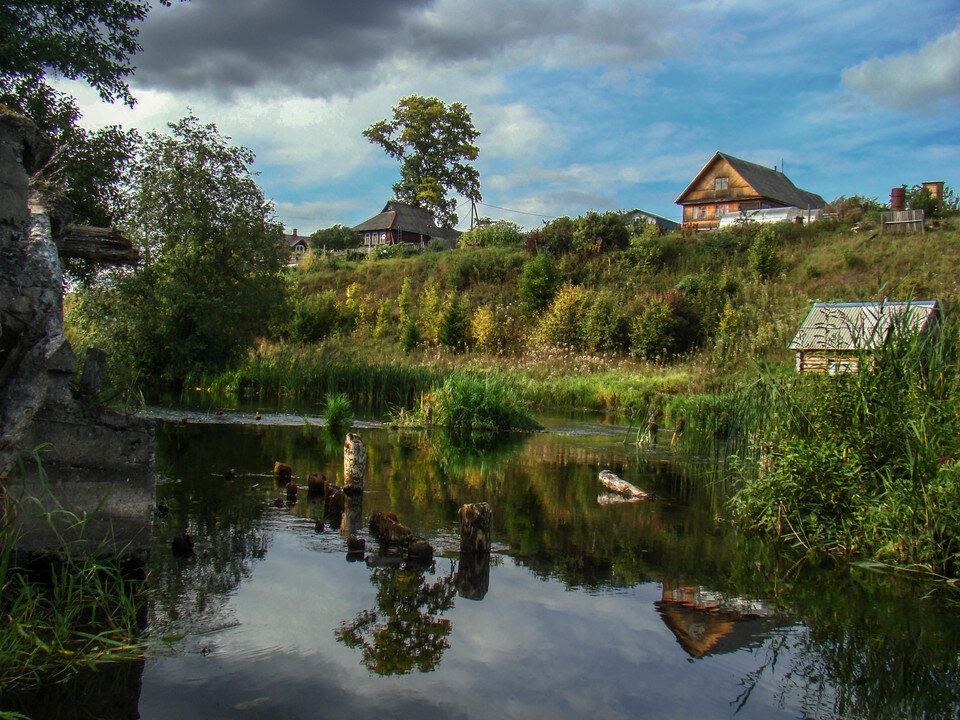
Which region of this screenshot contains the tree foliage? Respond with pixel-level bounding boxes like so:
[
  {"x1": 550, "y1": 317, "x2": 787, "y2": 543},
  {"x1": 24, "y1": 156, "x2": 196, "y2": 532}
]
[
  {"x1": 71, "y1": 115, "x2": 287, "y2": 381},
  {"x1": 0, "y1": 0, "x2": 175, "y2": 105},
  {"x1": 363, "y1": 95, "x2": 480, "y2": 228},
  {"x1": 309, "y1": 224, "x2": 360, "y2": 252}
]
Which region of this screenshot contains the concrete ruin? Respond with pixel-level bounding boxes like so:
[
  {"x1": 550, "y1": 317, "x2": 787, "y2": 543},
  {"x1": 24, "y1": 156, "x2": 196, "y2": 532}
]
[{"x1": 0, "y1": 108, "x2": 154, "y2": 558}]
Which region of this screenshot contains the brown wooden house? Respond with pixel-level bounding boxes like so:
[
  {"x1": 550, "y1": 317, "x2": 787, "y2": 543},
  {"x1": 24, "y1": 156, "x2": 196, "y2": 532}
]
[
  {"x1": 353, "y1": 200, "x2": 460, "y2": 250},
  {"x1": 676, "y1": 152, "x2": 825, "y2": 231},
  {"x1": 789, "y1": 300, "x2": 939, "y2": 374}
]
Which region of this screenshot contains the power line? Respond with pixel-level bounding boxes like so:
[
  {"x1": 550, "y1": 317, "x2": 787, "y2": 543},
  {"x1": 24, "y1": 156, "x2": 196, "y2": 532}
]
[{"x1": 477, "y1": 201, "x2": 556, "y2": 220}]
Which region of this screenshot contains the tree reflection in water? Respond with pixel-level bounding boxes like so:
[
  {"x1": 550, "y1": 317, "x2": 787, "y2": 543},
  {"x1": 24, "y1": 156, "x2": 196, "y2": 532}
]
[{"x1": 336, "y1": 564, "x2": 457, "y2": 675}]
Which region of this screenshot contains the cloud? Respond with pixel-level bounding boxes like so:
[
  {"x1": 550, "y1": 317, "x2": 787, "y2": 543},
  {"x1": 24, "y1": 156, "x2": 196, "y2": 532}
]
[
  {"x1": 842, "y1": 24, "x2": 960, "y2": 110},
  {"x1": 131, "y1": 0, "x2": 684, "y2": 97}
]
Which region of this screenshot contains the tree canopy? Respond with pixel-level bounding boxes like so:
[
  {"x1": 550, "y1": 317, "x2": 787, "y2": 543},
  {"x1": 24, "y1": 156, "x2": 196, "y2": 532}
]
[
  {"x1": 69, "y1": 116, "x2": 288, "y2": 382},
  {"x1": 363, "y1": 95, "x2": 480, "y2": 228},
  {"x1": 0, "y1": 0, "x2": 174, "y2": 105},
  {"x1": 309, "y1": 224, "x2": 360, "y2": 252}
]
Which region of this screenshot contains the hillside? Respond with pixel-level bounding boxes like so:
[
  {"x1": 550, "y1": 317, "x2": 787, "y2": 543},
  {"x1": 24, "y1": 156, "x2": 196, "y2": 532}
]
[{"x1": 204, "y1": 211, "x2": 960, "y2": 413}]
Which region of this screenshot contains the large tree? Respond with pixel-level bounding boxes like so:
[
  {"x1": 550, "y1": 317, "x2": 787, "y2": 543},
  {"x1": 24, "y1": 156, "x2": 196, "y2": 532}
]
[
  {"x1": 363, "y1": 95, "x2": 480, "y2": 228},
  {"x1": 0, "y1": 0, "x2": 173, "y2": 105},
  {"x1": 70, "y1": 115, "x2": 288, "y2": 382}
]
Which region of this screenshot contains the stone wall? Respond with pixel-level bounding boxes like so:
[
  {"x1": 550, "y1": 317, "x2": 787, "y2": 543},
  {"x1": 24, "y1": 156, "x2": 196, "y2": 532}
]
[{"x1": 0, "y1": 108, "x2": 154, "y2": 557}]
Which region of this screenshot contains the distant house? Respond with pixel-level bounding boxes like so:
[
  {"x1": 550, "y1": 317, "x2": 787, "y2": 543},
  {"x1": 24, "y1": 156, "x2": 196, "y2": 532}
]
[
  {"x1": 284, "y1": 229, "x2": 309, "y2": 261},
  {"x1": 353, "y1": 200, "x2": 460, "y2": 250},
  {"x1": 623, "y1": 209, "x2": 679, "y2": 233},
  {"x1": 676, "y1": 152, "x2": 825, "y2": 231},
  {"x1": 789, "y1": 300, "x2": 939, "y2": 374}
]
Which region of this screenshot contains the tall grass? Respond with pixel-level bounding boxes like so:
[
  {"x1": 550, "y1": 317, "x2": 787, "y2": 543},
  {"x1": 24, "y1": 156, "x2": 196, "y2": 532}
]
[
  {"x1": 725, "y1": 314, "x2": 960, "y2": 575},
  {"x1": 409, "y1": 373, "x2": 542, "y2": 432},
  {"x1": 0, "y1": 461, "x2": 146, "y2": 695}
]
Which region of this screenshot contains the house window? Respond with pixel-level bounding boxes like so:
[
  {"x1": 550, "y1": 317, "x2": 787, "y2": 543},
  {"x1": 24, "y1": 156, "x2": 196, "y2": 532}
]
[
  {"x1": 715, "y1": 177, "x2": 728, "y2": 191},
  {"x1": 380, "y1": 232, "x2": 387, "y2": 243},
  {"x1": 696, "y1": 206, "x2": 707, "y2": 219},
  {"x1": 716, "y1": 204, "x2": 728, "y2": 216}
]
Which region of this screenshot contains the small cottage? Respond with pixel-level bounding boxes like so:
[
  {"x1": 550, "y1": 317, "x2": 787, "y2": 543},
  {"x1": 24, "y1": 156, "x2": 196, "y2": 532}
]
[
  {"x1": 789, "y1": 300, "x2": 939, "y2": 374},
  {"x1": 284, "y1": 229, "x2": 309, "y2": 261},
  {"x1": 676, "y1": 152, "x2": 825, "y2": 231},
  {"x1": 353, "y1": 200, "x2": 460, "y2": 250}
]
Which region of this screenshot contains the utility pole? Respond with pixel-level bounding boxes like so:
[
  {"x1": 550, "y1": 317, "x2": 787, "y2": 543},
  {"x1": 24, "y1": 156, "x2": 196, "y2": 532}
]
[{"x1": 470, "y1": 201, "x2": 481, "y2": 230}]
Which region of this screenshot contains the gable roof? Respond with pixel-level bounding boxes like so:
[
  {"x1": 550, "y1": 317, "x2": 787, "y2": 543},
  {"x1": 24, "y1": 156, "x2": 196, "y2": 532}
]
[
  {"x1": 284, "y1": 233, "x2": 308, "y2": 248},
  {"x1": 353, "y1": 200, "x2": 460, "y2": 241},
  {"x1": 789, "y1": 300, "x2": 939, "y2": 351},
  {"x1": 624, "y1": 209, "x2": 679, "y2": 230},
  {"x1": 676, "y1": 151, "x2": 826, "y2": 209}
]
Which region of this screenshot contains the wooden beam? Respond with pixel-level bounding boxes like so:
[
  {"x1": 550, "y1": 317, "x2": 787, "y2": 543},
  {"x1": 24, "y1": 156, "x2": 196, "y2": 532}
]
[{"x1": 56, "y1": 224, "x2": 139, "y2": 266}]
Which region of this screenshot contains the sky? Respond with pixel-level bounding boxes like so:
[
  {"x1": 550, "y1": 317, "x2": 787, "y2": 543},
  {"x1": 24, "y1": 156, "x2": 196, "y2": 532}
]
[{"x1": 55, "y1": 0, "x2": 960, "y2": 233}]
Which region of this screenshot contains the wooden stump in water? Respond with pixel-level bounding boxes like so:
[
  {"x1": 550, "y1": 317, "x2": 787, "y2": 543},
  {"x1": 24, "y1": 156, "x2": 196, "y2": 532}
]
[
  {"x1": 341, "y1": 494, "x2": 363, "y2": 537},
  {"x1": 274, "y1": 462, "x2": 292, "y2": 484},
  {"x1": 343, "y1": 434, "x2": 367, "y2": 494},
  {"x1": 369, "y1": 510, "x2": 414, "y2": 547},
  {"x1": 459, "y1": 502, "x2": 492, "y2": 555}
]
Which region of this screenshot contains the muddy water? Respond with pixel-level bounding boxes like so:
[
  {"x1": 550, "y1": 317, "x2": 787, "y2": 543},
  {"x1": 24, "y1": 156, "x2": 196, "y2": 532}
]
[{"x1": 94, "y1": 414, "x2": 960, "y2": 718}]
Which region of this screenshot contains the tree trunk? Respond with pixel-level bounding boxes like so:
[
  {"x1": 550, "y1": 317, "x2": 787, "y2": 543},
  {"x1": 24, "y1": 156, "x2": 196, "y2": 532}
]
[
  {"x1": 343, "y1": 433, "x2": 367, "y2": 494},
  {"x1": 598, "y1": 470, "x2": 650, "y2": 499}
]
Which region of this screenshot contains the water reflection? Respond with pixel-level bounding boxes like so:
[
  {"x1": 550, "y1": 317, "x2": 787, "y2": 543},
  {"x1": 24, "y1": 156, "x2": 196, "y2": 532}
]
[
  {"x1": 335, "y1": 564, "x2": 457, "y2": 675},
  {"x1": 144, "y1": 420, "x2": 960, "y2": 719}
]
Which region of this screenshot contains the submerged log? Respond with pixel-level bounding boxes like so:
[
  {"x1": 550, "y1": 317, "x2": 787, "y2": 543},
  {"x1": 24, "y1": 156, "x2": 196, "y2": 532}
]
[
  {"x1": 55, "y1": 224, "x2": 139, "y2": 265},
  {"x1": 343, "y1": 433, "x2": 367, "y2": 494},
  {"x1": 459, "y1": 502, "x2": 492, "y2": 555},
  {"x1": 598, "y1": 470, "x2": 650, "y2": 499}
]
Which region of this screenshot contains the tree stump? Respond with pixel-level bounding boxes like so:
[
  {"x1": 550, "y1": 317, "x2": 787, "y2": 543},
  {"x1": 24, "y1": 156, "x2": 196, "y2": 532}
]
[
  {"x1": 343, "y1": 433, "x2": 367, "y2": 494},
  {"x1": 459, "y1": 502, "x2": 492, "y2": 555},
  {"x1": 274, "y1": 462, "x2": 292, "y2": 484},
  {"x1": 341, "y1": 494, "x2": 363, "y2": 537}
]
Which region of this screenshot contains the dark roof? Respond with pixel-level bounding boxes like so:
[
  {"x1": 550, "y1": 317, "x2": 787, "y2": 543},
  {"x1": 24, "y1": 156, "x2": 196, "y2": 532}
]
[
  {"x1": 624, "y1": 209, "x2": 680, "y2": 230},
  {"x1": 677, "y1": 152, "x2": 826, "y2": 209},
  {"x1": 284, "y1": 233, "x2": 308, "y2": 248},
  {"x1": 789, "y1": 300, "x2": 939, "y2": 351},
  {"x1": 353, "y1": 200, "x2": 460, "y2": 241}
]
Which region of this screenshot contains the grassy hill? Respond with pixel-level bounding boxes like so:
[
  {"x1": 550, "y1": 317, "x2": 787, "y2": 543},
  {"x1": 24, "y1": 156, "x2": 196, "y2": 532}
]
[{"x1": 203, "y1": 210, "x2": 960, "y2": 415}]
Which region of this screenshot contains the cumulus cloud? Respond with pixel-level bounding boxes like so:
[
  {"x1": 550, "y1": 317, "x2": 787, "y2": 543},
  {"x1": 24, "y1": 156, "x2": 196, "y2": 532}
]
[{"x1": 842, "y1": 24, "x2": 960, "y2": 110}]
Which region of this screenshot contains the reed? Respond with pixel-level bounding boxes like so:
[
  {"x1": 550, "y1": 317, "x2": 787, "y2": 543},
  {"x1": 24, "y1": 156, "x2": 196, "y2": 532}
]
[
  {"x1": 409, "y1": 372, "x2": 541, "y2": 432},
  {"x1": 324, "y1": 392, "x2": 353, "y2": 430},
  {"x1": 0, "y1": 464, "x2": 146, "y2": 695}
]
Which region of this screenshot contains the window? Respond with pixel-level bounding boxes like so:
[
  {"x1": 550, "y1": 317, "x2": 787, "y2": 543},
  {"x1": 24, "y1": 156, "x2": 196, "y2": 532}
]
[
  {"x1": 714, "y1": 177, "x2": 728, "y2": 191},
  {"x1": 696, "y1": 206, "x2": 707, "y2": 219},
  {"x1": 364, "y1": 233, "x2": 370, "y2": 243},
  {"x1": 716, "y1": 204, "x2": 728, "y2": 216},
  {"x1": 380, "y1": 232, "x2": 387, "y2": 242}
]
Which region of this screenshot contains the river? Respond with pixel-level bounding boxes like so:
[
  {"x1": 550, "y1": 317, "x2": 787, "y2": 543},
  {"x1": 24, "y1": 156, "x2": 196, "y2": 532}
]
[{"x1": 22, "y1": 407, "x2": 960, "y2": 718}]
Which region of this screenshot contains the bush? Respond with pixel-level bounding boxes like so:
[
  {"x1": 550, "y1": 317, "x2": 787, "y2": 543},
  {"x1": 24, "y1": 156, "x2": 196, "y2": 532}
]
[
  {"x1": 400, "y1": 316, "x2": 420, "y2": 353},
  {"x1": 518, "y1": 253, "x2": 558, "y2": 314},
  {"x1": 748, "y1": 226, "x2": 781, "y2": 281},
  {"x1": 630, "y1": 291, "x2": 702, "y2": 360},
  {"x1": 536, "y1": 216, "x2": 576, "y2": 255},
  {"x1": 572, "y1": 211, "x2": 629, "y2": 255},
  {"x1": 732, "y1": 318, "x2": 960, "y2": 573},
  {"x1": 428, "y1": 373, "x2": 541, "y2": 431},
  {"x1": 290, "y1": 291, "x2": 343, "y2": 342},
  {"x1": 458, "y1": 221, "x2": 524, "y2": 247},
  {"x1": 581, "y1": 294, "x2": 631, "y2": 354},
  {"x1": 629, "y1": 226, "x2": 680, "y2": 270},
  {"x1": 438, "y1": 293, "x2": 469, "y2": 350},
  {"x1": 309, "y1": 224, "x2": 360, "y2": 252},
  {"x1": 536, "y1": 283, "x2": 587, "y2": 349},
  {"x1": 471, "y1": 305, "x2": 503, "y2": 353}
]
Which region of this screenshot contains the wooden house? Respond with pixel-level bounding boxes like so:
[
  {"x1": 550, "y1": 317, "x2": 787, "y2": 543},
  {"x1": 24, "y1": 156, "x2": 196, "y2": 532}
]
[
  {"x1": 623, "y1": 208, "x2": 679, "y2": 233},
  {"x1": 675, "y1": 152, "x2": 825, "y2": 231},
  {"x1": 789, "y1": 300, "x2": 939, "y2": 374},
  {"x1": 284, "y1": 229, "x2": 309, "y2": 261},
  {"x1": 353, "y1": 200, "x2": 460, "y2": 250}
]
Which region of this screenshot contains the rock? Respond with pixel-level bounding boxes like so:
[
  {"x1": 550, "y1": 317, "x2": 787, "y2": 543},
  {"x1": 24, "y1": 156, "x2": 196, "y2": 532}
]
[
  {"x1": 346, "y1": 535, "x2": 365, "y2": 552},
  {"x1": 407, "y1": 540, "x2": 434, "y2": 562}
]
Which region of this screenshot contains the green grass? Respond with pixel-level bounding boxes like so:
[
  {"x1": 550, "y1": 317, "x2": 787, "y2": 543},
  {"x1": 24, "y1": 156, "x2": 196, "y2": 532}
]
[{"x1": 324, "y1": 392, "x2": 354, "y2": 429}]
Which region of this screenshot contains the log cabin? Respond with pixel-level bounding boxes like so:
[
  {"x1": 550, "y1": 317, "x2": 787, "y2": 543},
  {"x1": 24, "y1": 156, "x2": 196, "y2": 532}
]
[
  {"x1": 676, "y1": 152, "x2": 825, "y2": 231},
  {"x1": 789, "y1": 300, "x2": 939, "y2": 374},
  {"x1": 353, "y1": 200, "x2": 460, "y2": 250}
]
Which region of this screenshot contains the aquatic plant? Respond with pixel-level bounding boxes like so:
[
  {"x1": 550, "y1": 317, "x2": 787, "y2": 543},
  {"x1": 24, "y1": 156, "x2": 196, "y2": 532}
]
[
  {"x1": 425, "y1": 373, "x2": 541, "y2": 432},
  {"x1": 325, "y1": 392, "x2": 354, "y2": 430}
]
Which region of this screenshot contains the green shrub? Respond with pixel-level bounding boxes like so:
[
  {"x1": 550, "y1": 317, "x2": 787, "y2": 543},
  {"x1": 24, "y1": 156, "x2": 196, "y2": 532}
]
[
  {"x1": 572, "y1": 211, "x2": 630, "y2": 255},
  {"x1": 536, "y1": 216, "x2": 576, "y2": 255},
  {"x1": 400, "y1": 316, "x2": 420, "y2": 353},
  {"x1": 458, "y1": 221, "x2": 524, "y2": 247},
  {"x1": 438, "y1": 293, "x2": 469, "y2": 350},
  {"x1": 630, "y1": 291, "x2": 702, "y2": 360},
  {"x1": 581, "y1": 294, "x2": 631, "y2": 354},
  {"x1": 428, "y1": 373, "x2": 541, "y2": 431},
  {"x1": 290, "y1": 291, "x2": 343, "y2": 342},
  {"x1": 325, "y1": 392, "x2": 354, "y2": 429},
  {"x1": 629, "y1": 227, "x2": 680, "y2": 270},
  {"x1": 536, "y1": 283, "x2": 587, "y2": 349},
  {"x1": 748, "y1": 226, "x2": 781, "y2": 281},
  {"x1": 518, "y1": 253, "x2": 559, "y2": 314}
]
